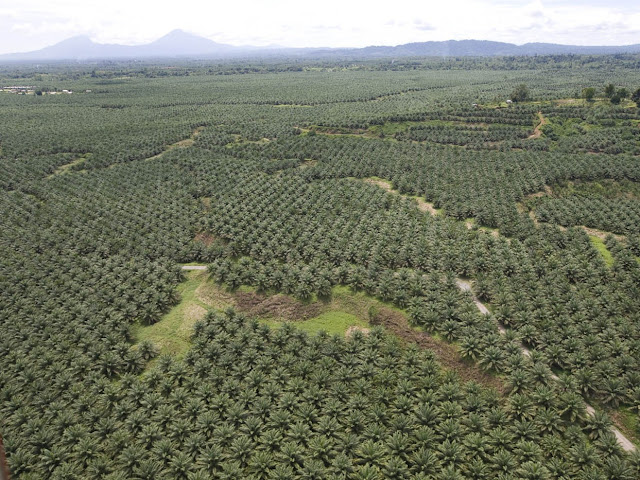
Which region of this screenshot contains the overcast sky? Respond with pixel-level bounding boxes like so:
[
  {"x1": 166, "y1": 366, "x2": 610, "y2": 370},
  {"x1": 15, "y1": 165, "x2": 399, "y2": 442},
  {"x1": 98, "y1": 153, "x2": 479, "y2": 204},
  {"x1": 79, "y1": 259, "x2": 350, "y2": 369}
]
[{"x1": 2, "y1": 0, "x2": 640, "y2": 54}]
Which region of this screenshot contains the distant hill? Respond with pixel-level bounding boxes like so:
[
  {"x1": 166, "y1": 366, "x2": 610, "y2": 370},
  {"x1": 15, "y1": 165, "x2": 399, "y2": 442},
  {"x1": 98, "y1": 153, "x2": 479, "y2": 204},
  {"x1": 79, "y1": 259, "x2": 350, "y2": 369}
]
[
  {"x1": 3, "y1": 31, "x2": 640, "y2": 62},
  {"x1": 0, "y1": 30, "x2": 242, "y2": 61},
  {"x1": 328, "y1": 39, "x2": 640, "y2": 58}
]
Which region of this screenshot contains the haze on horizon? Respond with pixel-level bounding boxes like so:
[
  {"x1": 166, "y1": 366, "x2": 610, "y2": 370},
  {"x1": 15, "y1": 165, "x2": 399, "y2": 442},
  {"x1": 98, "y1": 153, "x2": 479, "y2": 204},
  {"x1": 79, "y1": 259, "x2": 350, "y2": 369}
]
[{"x1": 2, "y1": 0, "x2": 640, "y2": 55}]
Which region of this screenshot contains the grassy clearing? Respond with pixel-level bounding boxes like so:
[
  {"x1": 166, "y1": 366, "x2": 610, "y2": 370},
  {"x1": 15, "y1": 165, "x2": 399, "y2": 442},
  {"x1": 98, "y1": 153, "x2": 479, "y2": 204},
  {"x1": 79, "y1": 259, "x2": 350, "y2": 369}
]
[
  {"x1": 133, "y1": 274, "x2": 501, "y2": 390},
  {"x1": 590, "y1": 236, "x2": 614, "y2": 267},
  {"x1": 262, "y1": 311, "x2": 368, "y2": 336},
  {"x1": 131, "y1": 270, "x2": 210, "y2": 361},
  {"x1": 133, "y1": 273, "x2": 382, "y2": 364},
  {"x1": 198, "y1": 282, "x2": 380, "y2": 333}
]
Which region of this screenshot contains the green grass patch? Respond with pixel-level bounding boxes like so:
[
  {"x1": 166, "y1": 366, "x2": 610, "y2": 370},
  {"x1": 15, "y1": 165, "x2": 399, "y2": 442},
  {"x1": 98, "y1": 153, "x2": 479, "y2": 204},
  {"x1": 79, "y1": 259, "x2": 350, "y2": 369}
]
[
  {"x1": 131, "y1": 270, "x2": 210, "y2": 362},
  {"x1": 263, "y1": 311, "x2": 369, "y2": 336},
  {"x1": 142, "y1": 270, "x2": 404, "y2": 347},
  {"x1": 590, "y1": 236, "x2": 614, "y2": 267},
  {"x1": 331, "y1": 285, "x2": 406, "y2": 315},
  {"x1": 615, "y1": 407, "x2": 639, "y2": 441},
  {"x1": 300, "y1": 311, "x2": 368, "y2": 335},
  {"x1": 238, "y1": 285, "x2": 257, "y2": 293}
]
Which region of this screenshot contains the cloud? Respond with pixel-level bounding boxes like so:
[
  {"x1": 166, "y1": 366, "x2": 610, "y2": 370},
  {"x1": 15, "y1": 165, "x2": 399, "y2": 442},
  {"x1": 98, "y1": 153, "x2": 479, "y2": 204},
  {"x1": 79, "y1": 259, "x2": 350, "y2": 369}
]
[{"x1": 413, "y1": 19, "x2": 436, "y2": 32}]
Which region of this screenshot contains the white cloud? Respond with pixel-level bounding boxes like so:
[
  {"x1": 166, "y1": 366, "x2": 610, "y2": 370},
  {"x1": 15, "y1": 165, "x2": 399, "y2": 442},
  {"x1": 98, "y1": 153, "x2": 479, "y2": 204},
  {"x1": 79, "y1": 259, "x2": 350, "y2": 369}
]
[{"x1": 1, "y1": 0, "x2": 640, "y2": 55}]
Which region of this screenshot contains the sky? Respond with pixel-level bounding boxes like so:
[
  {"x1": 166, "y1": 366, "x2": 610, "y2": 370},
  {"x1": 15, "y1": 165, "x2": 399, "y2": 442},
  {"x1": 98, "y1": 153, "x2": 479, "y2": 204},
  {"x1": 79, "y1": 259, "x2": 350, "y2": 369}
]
[{"x1": 2, "y1": 0, "x2": 640, "y2": 54}]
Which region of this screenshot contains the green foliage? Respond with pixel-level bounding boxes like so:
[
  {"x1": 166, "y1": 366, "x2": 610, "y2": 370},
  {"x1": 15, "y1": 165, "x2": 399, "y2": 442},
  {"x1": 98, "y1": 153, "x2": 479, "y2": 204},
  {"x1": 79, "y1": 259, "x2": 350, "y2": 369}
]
[
  {"x1": 532, "y1": 180, "x2": 640, "y2": 235},
  {"x1": 605, "y1": 83, "x2": 617, "y2": 98},
  {"x1": 510, "y1": 84, "x2": 530, "y2": 103},
  {"x1": 632, "y1": 88, "x2": 640, "y2": 107},
  {"x1": 1, "y1": 57, "x2": 639, "y2": 478},
  {"x1": 582, "y1": 87, "x2": 596, "y2": 101}
]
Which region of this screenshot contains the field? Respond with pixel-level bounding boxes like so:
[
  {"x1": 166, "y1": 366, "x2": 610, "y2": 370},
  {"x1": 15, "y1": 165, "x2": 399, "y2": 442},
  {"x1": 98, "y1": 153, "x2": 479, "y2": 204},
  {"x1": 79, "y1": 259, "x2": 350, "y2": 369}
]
[{"x1": 1, "y1": 56, "x2": 640, "y2": 478}]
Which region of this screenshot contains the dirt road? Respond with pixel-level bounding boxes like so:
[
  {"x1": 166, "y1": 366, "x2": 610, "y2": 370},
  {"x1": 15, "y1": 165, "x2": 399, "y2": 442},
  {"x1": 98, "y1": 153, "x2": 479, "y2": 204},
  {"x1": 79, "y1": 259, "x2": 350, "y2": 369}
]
[{"x1": 528, "y1": 112, "x2": 548, "y2": 139}]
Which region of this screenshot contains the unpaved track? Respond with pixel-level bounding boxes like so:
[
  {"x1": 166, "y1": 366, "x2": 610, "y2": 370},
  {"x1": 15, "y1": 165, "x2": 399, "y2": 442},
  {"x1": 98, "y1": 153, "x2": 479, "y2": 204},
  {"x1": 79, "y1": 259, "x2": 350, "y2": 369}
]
[
  {"x1": 528, "y1": 112, "x2": 547, "y2": 139},
  {"x1": 182, "y1": 265, "x2": 207, "y2": 270},
  {"x1": 456, "y1": 279, "x2": 493, "y2": 317},
  {"x1": 457, "y1": 277, "x2": 635, "y2": 452}
]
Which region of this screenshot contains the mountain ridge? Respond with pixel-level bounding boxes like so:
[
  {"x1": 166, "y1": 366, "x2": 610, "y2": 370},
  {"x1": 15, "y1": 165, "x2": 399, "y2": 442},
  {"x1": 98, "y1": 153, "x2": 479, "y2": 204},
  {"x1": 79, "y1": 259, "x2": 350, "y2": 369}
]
[{"x1": 3, "y1": 30, "x2": 640, "y2": 61}]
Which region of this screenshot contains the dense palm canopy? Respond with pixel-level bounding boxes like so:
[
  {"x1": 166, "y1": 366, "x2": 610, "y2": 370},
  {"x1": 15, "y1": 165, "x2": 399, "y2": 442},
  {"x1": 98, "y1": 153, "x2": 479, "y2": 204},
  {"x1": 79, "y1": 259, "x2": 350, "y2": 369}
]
[{"x1": 1, "y1": 56, "x2": 640, "y2": 478}]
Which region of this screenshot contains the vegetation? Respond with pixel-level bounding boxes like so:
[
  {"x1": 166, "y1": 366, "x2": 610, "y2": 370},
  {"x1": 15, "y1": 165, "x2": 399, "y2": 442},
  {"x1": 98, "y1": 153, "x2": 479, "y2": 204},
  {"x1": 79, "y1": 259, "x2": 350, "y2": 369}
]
[
  {"x1": 582, "y1": 87, "x2": 596, "y2": 102},
  {"x1": 509, "y1": 84, "x2": 530, "y2": 103},
  {"x1": 632, "y1": 88, "x2": 640, "y2": 107},
  {"x1": 1, "y1": 55, "x2": 640, "y2": 478}
]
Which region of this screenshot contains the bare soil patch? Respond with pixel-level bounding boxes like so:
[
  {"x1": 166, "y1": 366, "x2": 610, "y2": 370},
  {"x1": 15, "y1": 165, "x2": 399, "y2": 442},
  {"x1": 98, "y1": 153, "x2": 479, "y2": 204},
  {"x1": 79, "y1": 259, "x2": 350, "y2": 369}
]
[
  {"x1": 345, "y1": 326, "x2": 371, "y2": 339},
  {"x1": 525, "y1": 184, "x2": 553, "y2": 199},
  {"x1": 582, "y1": 226, "x2": 625, "y2": 241},
  {"x1": 196, "y1": 282, "x2": 326, "y2": 321},
  {"x1": 299, "y1": 159, "x2": 317, "y2": 169},
  {"x1": 194, "y1": 232, "x2": 216, "y2": 247},
  {"x1": 235, "y1": 292, "x2": 324, "y2": 321}
]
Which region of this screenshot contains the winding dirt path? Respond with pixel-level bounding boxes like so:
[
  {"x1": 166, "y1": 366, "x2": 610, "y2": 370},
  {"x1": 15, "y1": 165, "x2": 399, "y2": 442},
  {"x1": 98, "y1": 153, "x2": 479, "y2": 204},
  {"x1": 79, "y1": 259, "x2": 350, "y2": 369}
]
[
  {"x1": 528, "y1": 112, "x2": 547, "y2": 139},
  {"x1": 457, "y1": 277, "x2": 635, "y2": 452}
]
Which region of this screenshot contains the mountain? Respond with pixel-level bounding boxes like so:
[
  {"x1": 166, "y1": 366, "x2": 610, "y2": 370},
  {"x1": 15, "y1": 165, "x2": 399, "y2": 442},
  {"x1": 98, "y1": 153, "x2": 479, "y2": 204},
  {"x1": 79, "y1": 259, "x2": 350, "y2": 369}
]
[
  {"x1": 3, "y1": 33, "x2": 640, "y2": 62},
  {"x1": 136, "y1": 30, "x2": 236, "y2": 57},
  {"x1": 0, "y1": 30, "x2": 240, "y2": 61},
  {"x1": 325, "y1": 39, "x2": 640, "y2": 58}
]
